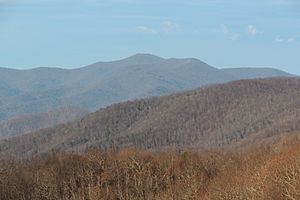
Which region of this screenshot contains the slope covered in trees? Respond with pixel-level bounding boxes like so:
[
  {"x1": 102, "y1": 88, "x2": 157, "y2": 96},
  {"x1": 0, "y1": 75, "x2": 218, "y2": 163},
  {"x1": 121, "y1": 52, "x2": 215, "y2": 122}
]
[
  {"x1": 0, "y1": 77, "x2": 299, "y2": 158},
  {"x1": 0, "y1": 132, "x2": 299, "y2": 200}
]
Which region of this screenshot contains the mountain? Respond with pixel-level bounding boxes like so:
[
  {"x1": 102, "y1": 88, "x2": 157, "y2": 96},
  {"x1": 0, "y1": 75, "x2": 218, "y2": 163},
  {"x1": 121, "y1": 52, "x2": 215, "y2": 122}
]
[
  {"x1": 0, "y1": 54, "x2": 294, "y2": 121},
  {"x1": 0, "y1": 106, "x2": 88, "y2": 140},
  {"x1": 1, "y1": 77, "x2": 299, "y2": 158},
  {"x1": 221, "y1": 67, "x2": 294, "y2": 79}
]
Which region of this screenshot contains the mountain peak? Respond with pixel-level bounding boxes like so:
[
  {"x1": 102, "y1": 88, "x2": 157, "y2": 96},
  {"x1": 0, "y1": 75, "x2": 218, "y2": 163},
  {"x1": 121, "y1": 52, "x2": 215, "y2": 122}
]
[{"x1": 123, "y1": 53, "x2": 165, "y2": 64}]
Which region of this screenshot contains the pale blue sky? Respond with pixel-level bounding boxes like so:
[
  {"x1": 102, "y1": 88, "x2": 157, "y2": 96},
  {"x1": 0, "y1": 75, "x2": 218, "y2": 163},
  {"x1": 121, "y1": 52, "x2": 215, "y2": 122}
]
[{"x1": 0, "y1": 0, "x2": 299, "y2": 74}]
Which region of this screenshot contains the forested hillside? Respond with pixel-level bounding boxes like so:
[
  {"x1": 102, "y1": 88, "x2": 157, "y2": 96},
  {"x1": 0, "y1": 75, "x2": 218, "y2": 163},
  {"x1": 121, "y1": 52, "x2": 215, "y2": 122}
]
[
  {"x1": 1, "y1": 132, "x2": 299, "y2": 200},
  {"x1": 1, "y1": 77, "x2": 299, "y2": 158}
]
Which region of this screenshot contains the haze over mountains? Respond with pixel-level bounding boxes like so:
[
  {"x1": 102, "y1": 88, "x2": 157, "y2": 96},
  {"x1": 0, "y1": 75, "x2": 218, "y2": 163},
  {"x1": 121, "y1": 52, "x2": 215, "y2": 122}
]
[
  {"x1": 0, "y1": 106, "x2": 88, "y2": 140},
  {"x1": 1, "y1": 77, "x2": 299, "y2": 158},
  {"x1": 0, "y1": 54, "x2": 294, "y2": 122}
]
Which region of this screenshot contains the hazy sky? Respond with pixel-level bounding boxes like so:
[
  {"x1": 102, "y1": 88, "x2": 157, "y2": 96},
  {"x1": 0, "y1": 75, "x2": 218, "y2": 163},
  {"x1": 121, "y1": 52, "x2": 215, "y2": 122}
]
[{"x1": 0, "y1": 0, "x2": 300, "y2": 74}]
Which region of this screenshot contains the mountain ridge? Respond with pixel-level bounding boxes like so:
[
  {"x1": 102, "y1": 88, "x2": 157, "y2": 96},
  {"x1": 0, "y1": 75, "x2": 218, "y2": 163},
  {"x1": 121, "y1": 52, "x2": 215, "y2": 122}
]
[
  {"x1": 221, "y1": 67, "x2": 294, "y2": 79},
  {"x1": 0, "y1": 54, "x2": 295, "y2": 74},
  {"x1": 0, "y1": 54, "x2": 295, "y2": 122}
]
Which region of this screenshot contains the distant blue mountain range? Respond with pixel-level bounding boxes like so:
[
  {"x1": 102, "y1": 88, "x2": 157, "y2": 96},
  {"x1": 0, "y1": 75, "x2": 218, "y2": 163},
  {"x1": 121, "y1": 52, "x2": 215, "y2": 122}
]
[{"x1": 0, "y1": 53, "x2": 294, "y2": 121}]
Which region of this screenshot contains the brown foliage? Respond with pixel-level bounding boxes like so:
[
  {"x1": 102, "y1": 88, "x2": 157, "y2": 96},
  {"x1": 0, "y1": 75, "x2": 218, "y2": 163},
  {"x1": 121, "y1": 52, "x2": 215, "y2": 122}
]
[{"x1": 1, "y1": 134, "x2": 300, "y2": 200}]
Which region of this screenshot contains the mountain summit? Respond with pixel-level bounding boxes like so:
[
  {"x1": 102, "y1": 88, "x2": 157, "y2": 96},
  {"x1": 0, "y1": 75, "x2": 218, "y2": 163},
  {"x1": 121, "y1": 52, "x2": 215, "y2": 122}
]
[{"x1": 121, "y1": 53, "x2": 165, "y2": 64}]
